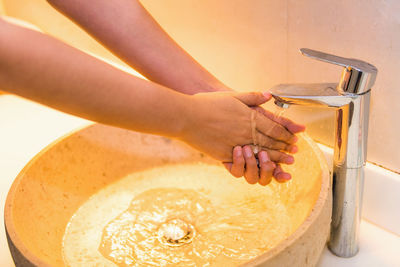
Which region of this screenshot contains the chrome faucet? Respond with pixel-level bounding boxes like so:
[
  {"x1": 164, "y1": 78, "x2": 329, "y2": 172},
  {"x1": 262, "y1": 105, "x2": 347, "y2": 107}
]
[{"x1": 270, "y1": 48, "x2": 377, "y2": 258}]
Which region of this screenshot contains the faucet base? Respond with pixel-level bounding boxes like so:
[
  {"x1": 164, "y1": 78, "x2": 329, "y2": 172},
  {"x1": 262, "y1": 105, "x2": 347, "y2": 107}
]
[{"x1": 328, "y1": 166, "x2": 364, "y2": 257}]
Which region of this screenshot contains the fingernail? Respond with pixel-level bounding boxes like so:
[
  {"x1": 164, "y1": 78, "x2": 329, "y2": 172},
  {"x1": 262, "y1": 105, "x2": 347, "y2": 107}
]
[
  {"x1": 290, "y1": 146, "x2": 298, "y2": 153},
  {"x1": 292, "y1": 136, "x2": 298, "y2": 143},
  {"x1": 244, "y1": 146, "x2": 253, "y2": 158},
  {"x1": 234, "y1": 147, "x2": 242, "y2": 157},
  {"x1": 259, "y1": 151, "x2": 267, "y2": 163},
  {"x1": 277, "y1": 173, "x2": 291, "y2": 182},
  {"x1": 263, "y1": 92, "x2": 272, "y2": 99},
  {"x1": 282, "y1": 173, "x2": 292, "y2": 180},
  {"x1": 285, "y1": 156, "x2": 294, "y2": 164}
]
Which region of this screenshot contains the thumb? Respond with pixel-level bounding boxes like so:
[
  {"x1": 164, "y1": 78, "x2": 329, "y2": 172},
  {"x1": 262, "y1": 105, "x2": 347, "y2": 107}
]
[{"x1": 234, "y1": 92, "x2": 271, "y2": 106}]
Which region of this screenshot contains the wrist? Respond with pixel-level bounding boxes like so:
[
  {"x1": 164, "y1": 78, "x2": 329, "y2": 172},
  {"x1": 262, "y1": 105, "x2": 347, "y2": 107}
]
[
  {"x1": 173, "y1": 94, "x2": 198, "y2": 141},
  {"x1": 205, "y1": 81, "x2": 233, "y2": 93}
]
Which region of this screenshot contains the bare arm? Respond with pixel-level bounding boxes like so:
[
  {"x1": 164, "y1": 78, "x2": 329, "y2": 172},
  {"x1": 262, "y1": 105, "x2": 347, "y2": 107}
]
[
  {"x1": 46, "y1": 0, "x2": 306, "y2": 184},
  {"x1": 46, "y1": 0, "x2": 226, "y2": 94},
  {"x1": 0, "y1": 19, "x2": 189, "y2": 137},
  {"x1": 0, "y1": 19, "x2": 297, "y2": 164}
]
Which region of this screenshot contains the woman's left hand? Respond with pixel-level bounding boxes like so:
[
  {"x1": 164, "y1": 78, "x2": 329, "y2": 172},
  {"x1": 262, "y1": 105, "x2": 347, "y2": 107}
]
[{"x1": 223, "y1": 105, "x2": 305, "y2": 186}]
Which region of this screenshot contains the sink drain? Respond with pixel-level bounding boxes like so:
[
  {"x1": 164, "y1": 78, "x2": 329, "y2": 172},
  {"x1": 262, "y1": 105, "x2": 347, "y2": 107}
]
[{"x1": 157, "y1": 219, "x2": 196, "y2": 247}]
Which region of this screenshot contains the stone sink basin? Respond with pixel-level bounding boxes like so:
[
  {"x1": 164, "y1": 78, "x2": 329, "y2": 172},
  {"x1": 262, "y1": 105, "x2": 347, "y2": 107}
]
[{"x1": 5, "y1": 124, "x2": 331, "y2": 267}]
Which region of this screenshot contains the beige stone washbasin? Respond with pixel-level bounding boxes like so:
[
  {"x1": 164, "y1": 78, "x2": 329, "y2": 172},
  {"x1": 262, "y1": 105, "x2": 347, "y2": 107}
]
[{"x1": 5, "y1": 124, "x2": 331, "y2": 267}]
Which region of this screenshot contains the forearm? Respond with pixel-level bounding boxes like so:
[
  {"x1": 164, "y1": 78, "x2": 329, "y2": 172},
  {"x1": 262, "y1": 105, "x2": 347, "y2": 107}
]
[
  {"x1": 0, "y1": 20, "x2": 191, "y2": 137},
  {"x1": 46, "y1": 0, "x2": 227, "y2": 94}
]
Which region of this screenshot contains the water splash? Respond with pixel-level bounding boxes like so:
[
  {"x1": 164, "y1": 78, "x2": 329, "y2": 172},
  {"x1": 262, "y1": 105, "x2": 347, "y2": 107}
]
[
  {"x1": 272, "y1": 104, "x2": 287, "y2": 123},
  {"x1": 272, "y1": 104, "x2": 290, "y2": 193}
]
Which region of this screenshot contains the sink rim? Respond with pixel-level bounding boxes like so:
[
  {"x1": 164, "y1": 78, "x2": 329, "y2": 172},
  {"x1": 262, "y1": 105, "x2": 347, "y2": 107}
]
[
  {"x1": 4, "y1": 124, "x2": 91, "y2": 267},
  {"x1": 4, "y1": 124, "x2": 331, "y2": 267}
]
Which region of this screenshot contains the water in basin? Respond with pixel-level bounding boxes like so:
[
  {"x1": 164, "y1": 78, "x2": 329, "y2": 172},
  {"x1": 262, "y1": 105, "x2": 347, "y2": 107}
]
[{"x1": 62, "y1": 163, "x2": 301, "y2": 266}]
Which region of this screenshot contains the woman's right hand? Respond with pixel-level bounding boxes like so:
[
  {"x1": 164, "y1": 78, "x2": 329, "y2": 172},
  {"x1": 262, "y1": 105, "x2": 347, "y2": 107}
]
[{"x1": 179, "y1": 91, "x2": 298, "y2": 163}]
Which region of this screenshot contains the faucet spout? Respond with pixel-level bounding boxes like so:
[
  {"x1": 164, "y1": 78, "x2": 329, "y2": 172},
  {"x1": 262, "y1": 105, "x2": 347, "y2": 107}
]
[
  {"x1": 270, "y1": 83, "x2": 355, "y2": 108},
  {"x1": 270, "y1": 49, "x2": 377, "y2": 258}
]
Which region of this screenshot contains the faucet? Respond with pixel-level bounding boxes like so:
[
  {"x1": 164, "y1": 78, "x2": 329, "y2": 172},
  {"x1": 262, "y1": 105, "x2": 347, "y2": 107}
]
[{"x1": 270, "y1": 48, "x2": 377, "y2": 258}]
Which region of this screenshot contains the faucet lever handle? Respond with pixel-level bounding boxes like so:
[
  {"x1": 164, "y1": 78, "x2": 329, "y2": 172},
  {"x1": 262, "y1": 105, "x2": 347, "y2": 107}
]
[
  {"x1": 300, "y1": 48, "x2": 377, "y2": 94},
  {"x1": 300, "y1": 48, "x2": 377, "y2": 74}
]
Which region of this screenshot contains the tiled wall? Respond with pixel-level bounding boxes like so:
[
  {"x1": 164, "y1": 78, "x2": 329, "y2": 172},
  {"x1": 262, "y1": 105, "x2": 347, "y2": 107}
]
[
  {"x1": 285, "y1": 0, "x2": 400, "y2": 172},
  {"x1": 2, "y1": 0, "x2": 399, "y2": 172}
]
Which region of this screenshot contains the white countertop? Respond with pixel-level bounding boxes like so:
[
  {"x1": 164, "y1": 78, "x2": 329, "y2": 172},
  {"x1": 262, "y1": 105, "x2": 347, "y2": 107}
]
[{"x1": 1, "y1": 94, "x2": 399, "y2": 266}]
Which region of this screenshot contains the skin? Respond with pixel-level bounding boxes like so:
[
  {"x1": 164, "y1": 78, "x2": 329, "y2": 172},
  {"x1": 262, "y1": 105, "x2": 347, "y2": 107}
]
[
  {"x1": 45, "y1": 0, "x2": 226, "y2": 95},
  {"x1": 1, "y1": 0, "x2": 305, "y2": 185},
  {"x1": 46, "y1": 0, "x2": 306, "y2": 184}
]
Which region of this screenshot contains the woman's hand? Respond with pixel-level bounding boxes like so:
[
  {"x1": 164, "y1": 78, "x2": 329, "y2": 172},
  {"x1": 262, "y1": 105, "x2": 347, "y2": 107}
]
[
  {"x1": 180, "y1": 91, "x2": 298, "y2": 162},
  {"x1": 223, "y1": 105, "x2": 306, "y2": 186},
  {"x1": 224, "y1": 146, "x2": 276, "y2": 185}
]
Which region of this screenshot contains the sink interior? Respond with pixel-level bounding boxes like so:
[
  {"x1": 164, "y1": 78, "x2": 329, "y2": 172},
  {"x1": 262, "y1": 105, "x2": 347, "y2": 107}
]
[{"x1": 5, "y1": 124, "x2": 330, "y2": 266}]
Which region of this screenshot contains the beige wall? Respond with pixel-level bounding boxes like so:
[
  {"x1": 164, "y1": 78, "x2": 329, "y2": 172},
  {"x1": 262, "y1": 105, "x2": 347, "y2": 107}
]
[
  {"x1": 2, "y1": 0, "x2": 128, "y2": 66},
  {"x1": 0, "y1": 3, "x2": 5, "y2": 94},
  {"x1": 2, "y1": 0, "x2": 399, "y2": 172},
  {"x1": 285, "y1": 0, "x2": 400, "y2": 172},
  {"x1": 140, "y1": 1, "x2": 288, "y2": 92}
]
